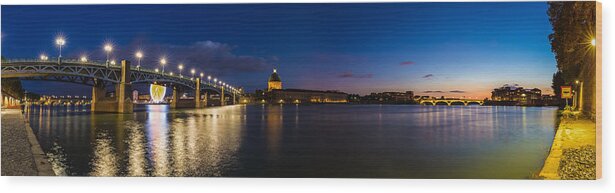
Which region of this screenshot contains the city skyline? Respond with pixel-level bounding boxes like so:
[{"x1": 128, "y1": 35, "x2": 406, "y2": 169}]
[{"x1": 1, "y1": 3, "x2": 556, "y2": 98}]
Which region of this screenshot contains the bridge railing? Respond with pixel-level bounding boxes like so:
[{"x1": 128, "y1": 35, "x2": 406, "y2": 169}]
[{"x1": 3, "y1": 58, "x2": 242, "y2": 94}]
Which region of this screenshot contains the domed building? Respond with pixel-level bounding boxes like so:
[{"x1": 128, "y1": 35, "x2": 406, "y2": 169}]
[
  {"x1": 267, "y1": 68, "x2": 282, "y2": 91},
  {"x1": 262, "y1": 68, "x2": 348, "y2": 104}
]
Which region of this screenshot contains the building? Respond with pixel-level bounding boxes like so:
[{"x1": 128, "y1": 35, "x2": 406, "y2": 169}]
[
  {"x1": 256, "y1": 68, "x2": 348, "y2": 104},
  {"x1": 268, "y1": 89, "x2": 348, "y2": 103},
  {"x1": 267, "y1": 69, "x2": 282, "y2": 91},
  {"x1": 490, "y1": 85, "x2": 543, "y2": 106},
  {"x1": 360, "y1": 91, "x2": 415, "y2": 104}
]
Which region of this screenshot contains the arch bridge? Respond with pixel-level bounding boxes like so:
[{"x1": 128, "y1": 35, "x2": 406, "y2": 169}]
[
  {"x1": 419, "y1": 98, "x2": 484, "y2": 106},
  {"x1": 1, "y1": 59, "x2": 243, "y2": 113}
]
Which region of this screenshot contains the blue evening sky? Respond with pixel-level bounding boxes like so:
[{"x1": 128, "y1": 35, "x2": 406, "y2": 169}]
[{"x1": 1, "y1": 3, "x2": 556, "y2": 98}]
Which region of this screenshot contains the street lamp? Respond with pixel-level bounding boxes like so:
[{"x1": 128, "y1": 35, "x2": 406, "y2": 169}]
[
  {"x1": 135, "y1": 51, "x2": 143, "y2": 70},
  {"x1": 207, "y1": 76, "x2": 212, "y2": 84},
  {"x1": 110, "y1": 60, "x2": 116, "y2": 65},
  {"x1": 160, "y1": 58, "x2": 167, "y2": 73},
  {"x1": 40, "y1": 54, "x2": 48, "y2": 61},
  {"x1": 576, "y1": 80, "x2": 584, "y2": 111},
  {"x1": 155, "y1": 68, "x2": 159, "y2": 73},
  {"x1": 200, "y1": 72, "x2": 204, "y2": 78},
  {"x1": 55, "y1": 36, "x2": 66, "y2": 63},
  {"x1": 80, "y1": 56, "x2": 88, "y2": 62},
  {"x1": 178, "y1": 64, "x2": 184, "y2": 77},
  {"x1": 191, "y1": 69, "x2": 196, "y2": 78},
  {"x1": 104, "y1": 44, "x2": 113, "y2": 67}
]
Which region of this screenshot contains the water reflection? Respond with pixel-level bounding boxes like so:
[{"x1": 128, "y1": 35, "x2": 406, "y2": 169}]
[{"x1": 26, "y1": 104, "x2": 557, "y2": 178}]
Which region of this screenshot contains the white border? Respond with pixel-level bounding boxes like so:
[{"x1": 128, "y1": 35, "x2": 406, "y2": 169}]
[{"x1": 1, "y1": 0, "x2": 612, "y2": 193}]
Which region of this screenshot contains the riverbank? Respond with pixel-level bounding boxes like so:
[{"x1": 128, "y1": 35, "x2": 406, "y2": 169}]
[
  {"x1": 1, "y1": 108, "x2": 55, "y2": 176},
  {"x1": 539, "y1": 117, "x2": 596, "y2": 180}
]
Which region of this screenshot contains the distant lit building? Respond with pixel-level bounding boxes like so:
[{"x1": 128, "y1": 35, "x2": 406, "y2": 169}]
[
  {"x1": 491, "y1": 85, "x2": 542, "y2": 106},
  {"x1": 360, "y1": 91, "x2": 415, "y2": 104},
  {"x1": 258, "y1": 68, "x2": 348, "y2": 104}
]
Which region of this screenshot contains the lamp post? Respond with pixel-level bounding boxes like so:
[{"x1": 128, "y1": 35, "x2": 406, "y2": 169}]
[
  {"x1": 55, "y1": 37, "x2": 65, "y2": 63},
  {"x1": 178, "y1": 64, "x2": 184, "y2": 77},
  {"x1": 160, "y1": 58, "x2": 167, "y2": 73},
  {"x1": 40, "y1": 54, "x2": 48, "y2": 61},
  {"x1": 80, "y1": 56, "x2": 88, "y2": 62},
  {"x1": 191, "y1": 69, "x2": 196, "y2": 78},
  {"x1": 135, "y1": 51, "x2": 143, "y2": 70},
  {"x1": 104, "y1": 44, "x2": 113, "y2": 67},
  {"x1": 576, "y1": 80, "x2": 584, "y2": 112},
  {"x1": 207, "y1": 76, "x2": 211, "y2": 85}
]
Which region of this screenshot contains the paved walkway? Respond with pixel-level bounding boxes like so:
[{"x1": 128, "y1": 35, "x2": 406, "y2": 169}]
[
  {"x1": 539, "y1": 118, "x2": 596, "y2": 179},
  {"x1": 1, "y1": 108, "x2": 54, "y2": 176}
]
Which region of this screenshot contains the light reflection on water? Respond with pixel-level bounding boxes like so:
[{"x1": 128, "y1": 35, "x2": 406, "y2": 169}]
[{"x1": 25, "y1": 104, "x2": 557, "y2": 178}]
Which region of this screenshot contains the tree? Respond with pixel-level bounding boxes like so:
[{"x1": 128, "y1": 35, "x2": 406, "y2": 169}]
[
  {"x1": 548, "y1": 1, "x2": 596, "y2": 113},
  {"x1": 552, "y1": 71, "x2": 565, "y2": 98}
]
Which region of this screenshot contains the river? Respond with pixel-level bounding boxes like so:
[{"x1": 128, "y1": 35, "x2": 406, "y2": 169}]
[{"x1": 24, "y1": 104, "x2": 557, "y2": 178}]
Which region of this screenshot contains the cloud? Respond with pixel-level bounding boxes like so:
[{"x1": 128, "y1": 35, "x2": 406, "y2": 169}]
[
  {"x1": 422, "y1": 74, "x2": 434, "y2": 78},
  {"x1": 110, "y1": 40, "x2": 272, "y2": 75},
  {"x1": 399, "y1": 61, "x2": 415, "y2": 66},
  {"x1": 449, "y1": 90, "x2": 466, "y2": 93},
  {"x1": 423, "y1": 90, "x2": 444, "y2": 93},
  {"x1": 337, "y1": 72, "x2": 373, "y2": 79}
]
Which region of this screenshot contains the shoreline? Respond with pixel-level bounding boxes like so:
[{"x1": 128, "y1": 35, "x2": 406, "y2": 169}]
[{"x1": 538, "y1": 116, "x2": 596, "y2": 180}]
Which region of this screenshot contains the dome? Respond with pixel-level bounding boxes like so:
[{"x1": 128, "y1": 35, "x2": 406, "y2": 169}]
[{"x1": 268, "y1": 69, "x2": 281, "y2": 82}]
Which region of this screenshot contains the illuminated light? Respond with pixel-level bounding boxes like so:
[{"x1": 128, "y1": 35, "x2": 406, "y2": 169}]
[
  {"x1": 170, "y1": 72, "x2": 174, "y2": 76},
  {"x1": 576, "y1": 80, "x2": 580, "y2": 84},
  {"x1": 213, "y1": 78, "x2": 217, "y2": 82},
  {"x1": 200, "y1": 72, "x2": 204, "y2": 77},
  {"x1": 135, "y1": 51, "x2": 143, "y2": 58},
  {"x1": 104, "y1": 44, "x2": 113, "y2": 52},
  {"x1": 155, "y1": 68, "x2": 159, "y2": 72},
  {"x1": 160, "y1": 58, "x2": 167, "y2": 65},
  {"x1": 207, "y1": 76, "x2": 211, "y2": 80},
  {"x1": 40, "y1": 54, "x2": 48, "y2": 61},
  {"x1": 80, "y1": 56, "x2": 88, "y2": 62},
  {"x1": 110, "y1": 60, "x2": 116, "y2": 65},
  {"x1": 191, "y1": 69, "x2": 196, "y2": 75},
  {"x1": 591, "y1": 38, "x2": 596, "y2": 46},
  {"x1": 150, "y1": 84, "x2": 167, "y2": 103},
  {"x1": 55, "y1": 37, "x2": 66, "y2": 46}
]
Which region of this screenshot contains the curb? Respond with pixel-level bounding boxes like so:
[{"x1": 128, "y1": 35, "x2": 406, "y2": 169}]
[{"x1": 20, "y1": 113, "x2": 56, "y2": 176}]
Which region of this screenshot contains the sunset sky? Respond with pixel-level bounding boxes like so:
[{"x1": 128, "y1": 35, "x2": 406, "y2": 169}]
[{"x1": 1, "y1": 2, "x2": 557, "y2": 98}]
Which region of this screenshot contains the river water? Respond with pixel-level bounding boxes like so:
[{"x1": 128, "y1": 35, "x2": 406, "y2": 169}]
[{"x1": 24, "y1": 104, "x2": 557, "y2": 178}]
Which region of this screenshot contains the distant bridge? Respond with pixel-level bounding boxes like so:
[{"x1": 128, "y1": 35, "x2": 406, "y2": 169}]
[
  {"x1": 1, "y1": 59, "x2": 243, "y2": 113},
  {"x1": 418, "y1": 98, "x2": 484, "y2": 106}
]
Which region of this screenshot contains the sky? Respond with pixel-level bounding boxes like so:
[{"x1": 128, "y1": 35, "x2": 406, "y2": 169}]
[{"x1": 1, "y1": 3, "x2": 557, "y2": 98}]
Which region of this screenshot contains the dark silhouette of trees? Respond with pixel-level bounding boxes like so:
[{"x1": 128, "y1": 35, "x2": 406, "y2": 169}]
[{"x1": 547, "y1": 1, "x2": 596, "y2": 114}]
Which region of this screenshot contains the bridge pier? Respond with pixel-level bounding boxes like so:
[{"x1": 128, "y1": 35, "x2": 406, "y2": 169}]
[
  {"x1": 91, "y1": 60, "x2": 133, "y2": 113},
  {"x1": 171, "y1": 86, "x2": 179, "y2": 109},
  {"x1": 232, "y1": 92, "x2": 236, "y2": 105},
  {"x1": 170, "y1": 86, "x2": 197, "y2": 109},
  {"x1": 195, "y1": 78, "x2": 207, "y2": 108},
  {"x1": 117, "y1": 60, "x2": 133, "y2": 113},
  {"x1": 220, "y1": 86, "x2": 225, "y2": 106}
]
